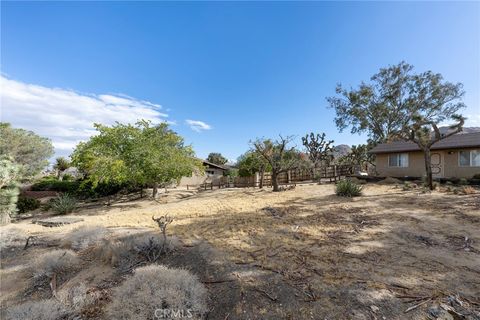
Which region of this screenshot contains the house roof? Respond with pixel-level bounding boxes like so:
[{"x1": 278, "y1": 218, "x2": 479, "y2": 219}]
[
  {"x1": 369, "y1": 132, "x2": 480, "y2": 154},
  {"x1": 202, "y1": 159, "x2": 229, "y2": 170}
]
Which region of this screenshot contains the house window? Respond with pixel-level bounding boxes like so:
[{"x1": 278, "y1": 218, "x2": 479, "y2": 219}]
[
  {"x1": 459, "y1": 150, "x2": 480, "y2": 167},
  {"x1": 206, "y1": 170, "x2": 215, "y2": 175},
  {"x1": 388, "y1": 153, "x2": 409, "y2": 167}
]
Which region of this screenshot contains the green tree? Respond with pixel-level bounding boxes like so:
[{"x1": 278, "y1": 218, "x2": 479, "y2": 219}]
[
  {"x1": 53, "y1": 157, "x2": 71, "y2": 178},
  {"x1": 236, "y1": 151, "x2": 270, "y2": 188},
  {"x1": 0, "y1": 123, "x2": 54, "y2": 178},
  {"x1": 302, "y1": 132, "x2": 334, "y2": 167},
  {"x1": 0, "y1": 156, "x2": 21, "y2": 224},
  {"x1": 72, "y1": 121, "x2": 203, "y2": 197},
  {"x1": 206, "y1": 152, "x2": 228, "y2": 165},
  {"x1": 338, "y1": 144, "x2": 375, "y2": 170},
  {"x1": 327, "y1": 62, "x2": 466, "y2": 190},
  {"x1": 252, "y1": 136, "x2": 303, "y2": 192}
]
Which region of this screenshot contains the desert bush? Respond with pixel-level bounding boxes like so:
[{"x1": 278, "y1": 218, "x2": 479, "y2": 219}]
[
  {"x1": 0, "y1": 227, "x2": 26, "y2": 251},
  {"x1": 105, "y1": 265, "x2": 207, "y2": 320},
  {"x1": 6, "y1": 299, "x2": 71, "y2": 320},
  {"x1": 458, "y1": 178, "x2": 468, "y2": 185},
  {"x1": 96, "y1": 233, "x2": 178, "y2": 270},
  {"x1": 50, "y1": 194, "x2": 77, "y2": 215},
  {"x1": 57, "y1": 283, "x2": 98, "y2": 312},
  {"x1": 378, "y1": 177, "x2": 402, "y2": 185},
  {"x1": 336, "y1": 179, "x2": 362, "y2": 197},
  {"x1": 16, "y1": 196, "x2": 41, "y2": 213},
  {"x1": 460, "y1": 186, "x2": 476, "y2": 195},
  {"x1": 31, "y1": 249, "x2": 80, "y2": 286},
  {"x1": 473, "y1": 173, "x2": 480, "y2": 179},
  {"x1": 402, "y1": 182, "x2": 412, "y2": 191},
  {"x1": 63, "y1": 226, "x2": 110, "y2": 250}
]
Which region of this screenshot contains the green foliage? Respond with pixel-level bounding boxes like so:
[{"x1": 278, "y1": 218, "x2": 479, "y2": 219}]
[
  {"x1": 327, "y1": 62, "x2": 466, "y2": 144},
  {"x1": 472, "y1": 174, "x2": 480, "y2": 179},
  {"x1": 17, "y1": 196, "x2": 41, "y2": 213},
  {"x1": 72, "y1": 120, "x2": 203, "y2": 196},
  {"x1": 225, "y1": 168, "x2": 239, "y2": 178},
  {"x1": 458, "y1": 178, "x2": 468, "y2": 185},
  {"x1": 302, "y1": 132, "x2": 334, "y2": 167},
  {"x1": 53, "y1": 157, "x2": 71, "y2": 172},
  {"x1": 31, "y1": 176, "x2": 81, "y2": 193},
  {"x1": 0, "y1": 123, "x2": 54, "y2": 178},
  {"x1": 252, "y1": 136, "x2": 306, "y2": 191},
  {"x1": 61, "y1": 174, "x2": 75, "y2": 181},
  {"x1": 50, "y1": 194, "x2": 77, "y2": 215},
  {"x1": 336, "y1": 179, "x2": 363, "y2": 197},
  {"x1": 0, "y1": 156, "x2": 21, "y2": 224},
  {"x1": 236, "y1": 151, "x2": 270, "y2": 177},
  {"x1": 206, "y1": 152, "x2": 228, "y2": 165},
  {"x1": 327, "y1": 62, "x2": 466, "y2": 191},
  {"x1": 338, "y1": 143, "x2": 375, "y2": 167}
]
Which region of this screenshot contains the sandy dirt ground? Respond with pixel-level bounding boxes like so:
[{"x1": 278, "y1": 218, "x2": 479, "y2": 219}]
[{"x1": 1, "y1": 183, "x2": 479, "y2": 319}]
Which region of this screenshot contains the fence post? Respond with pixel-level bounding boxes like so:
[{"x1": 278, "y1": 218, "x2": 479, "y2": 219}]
[{"x1": 334, "y1": 165, "x2": 337, "y2": 181}]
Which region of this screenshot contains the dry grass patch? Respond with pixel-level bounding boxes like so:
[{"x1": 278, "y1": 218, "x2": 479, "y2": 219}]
[
  {"x1": 5, "y1": 299, "x2": 71, "y2": 320},
  {"x1": 105, "y1": 264, "x2": 207, "y2": 320},
  {"x1": 31, "y1": 249, "x2": 80, "y2": 287},
  {"x1": 62, "y1": 225, "x2": 110, "y2": 250}
]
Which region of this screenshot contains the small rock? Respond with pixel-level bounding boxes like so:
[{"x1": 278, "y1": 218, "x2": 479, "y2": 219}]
[{"x1": 370, "y1": 305, "x2": 379, "y2": 313}]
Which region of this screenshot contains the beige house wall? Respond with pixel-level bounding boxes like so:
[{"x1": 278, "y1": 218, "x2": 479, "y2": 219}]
[
  {"x1": 443, "y1": 148, "x2": 480, "y2": 178},
  {"x1": 375, "y1": 148, "x2": 480, "y2": 179}
]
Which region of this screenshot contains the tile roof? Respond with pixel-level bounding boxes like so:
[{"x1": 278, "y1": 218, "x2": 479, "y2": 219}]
[{"x1": 369, "y1": 132, "x2": 480, "y2": 154}]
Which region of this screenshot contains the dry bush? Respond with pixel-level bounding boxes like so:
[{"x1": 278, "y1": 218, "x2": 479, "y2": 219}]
[
  {"x1": 377, "y1": 177, "x2": 402, "y2": 185},
  {"x1": 95, "y1": 233, "x2": 179, "y2": 271},
  {"x1": 0, "y1": 227, "x2": 26, "y2": 251},
  {"x1": 105, "y1": 265, "x2": 207, "y2": 320},
  {"x1": 57, "y1": 282, "x2": 98, "y2": 312},
  {"x1": 460, "y1": 186, "x2": 477, "y2": 195},
  {"x1": 5, "y1": 299, "x2": 71, "y2": 320},
  {"x1": 63, "y1": 225, "x2": 110, "y2": 250},
  {"x1": 31, "y1": 249, "x2": 80, "y2": 286}
]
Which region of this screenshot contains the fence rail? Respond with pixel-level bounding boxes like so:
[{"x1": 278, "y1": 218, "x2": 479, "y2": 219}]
[{"x1": 187, "y1": 165, "x2": 354, "y2": 190}]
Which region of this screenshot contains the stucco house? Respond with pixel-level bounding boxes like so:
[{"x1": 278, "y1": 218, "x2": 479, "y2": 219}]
[
  {"x1": 369, "y1": 132, "x2": 480, "y2": 179},
  {"x1": 178, "y1": 159, "x2": 229, "y2": 186}
]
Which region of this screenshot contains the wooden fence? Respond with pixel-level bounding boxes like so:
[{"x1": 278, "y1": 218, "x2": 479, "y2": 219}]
[{"x1": 188, "y1": 165, "x2": 354, "y2": 190}]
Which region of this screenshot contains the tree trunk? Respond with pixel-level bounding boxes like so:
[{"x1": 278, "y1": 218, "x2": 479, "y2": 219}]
[
  {"x1": 0, "y1": 212, "x2": 11, "y2": 225},
  {"x1": 259, "y1": 167, "x2": 265, "y2": 189},
  {"x1": 272, "y1": 170, "x2": 279, "y2": 192},
  {"x1": 423, "y1": 148, "x2": 434, "y2": 190},
  {"x1": 152, "y1": 183, "x2": 158, "y2": 198}
]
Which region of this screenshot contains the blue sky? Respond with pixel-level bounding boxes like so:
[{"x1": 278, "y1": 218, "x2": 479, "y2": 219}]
[{"x1": 1, "y1": 1, "x2": 479, "y2": 162}]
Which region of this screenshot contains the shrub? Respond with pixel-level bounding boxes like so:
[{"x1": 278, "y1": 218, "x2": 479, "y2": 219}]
[
  {"x1": 336, "y1": 179, "x2": 363, "y2": 197},
  {"x1": 31, "y1": 176, "x2": 80, "y2": 193},
  {"x1": 105, "y1": 265, "x2": 207, "y2": 320},
  {"x1": 50, "y1": 194, "x2": 77, "y2": 215},
  {"x1": 31, "y1": 249, "x2": 80, "y2": 286},
  {"x1": 57, "y1": 283, "x2": 98, "y2": 312},
  {"x1": 402, "y1": 182, "x2": 412, "y2": 191},
  {"x1": 473, "y1": 173, "x2": 480, "y2": 179},
  {"x1": 6, "y1": 299, "x2": 71, "y2": 320},
  {"x1": 458, "y1": 178, "x2": 468, "y2": 185},
  {"x1": 95, "y1": 233, "x2": 178, "y2": 270},
  {"x1": 61, "y1": 174, "x2": 75, "y2": 181},
  {"x1": 460, "y1": 186, "x2": 476, "y2": 195},
  {"x1": 63, "y1": 226, "x2": 110, "y2": 250},
  {"x1": 17, "y1": 196, "x2": 41, "y2": 214}
]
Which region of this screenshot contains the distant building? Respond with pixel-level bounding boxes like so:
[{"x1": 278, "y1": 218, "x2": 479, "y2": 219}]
[{"x1": 178, "y1": 159, "x2": 229, "y2": 186}]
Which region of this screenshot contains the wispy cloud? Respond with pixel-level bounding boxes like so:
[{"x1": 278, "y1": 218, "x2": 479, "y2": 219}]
[
  {"x1": 185, "y1": 119, "x2": 212, "y2": 132},
  {"x1": 0, "y1": 76, "x2": 168, "y2": 157}
]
